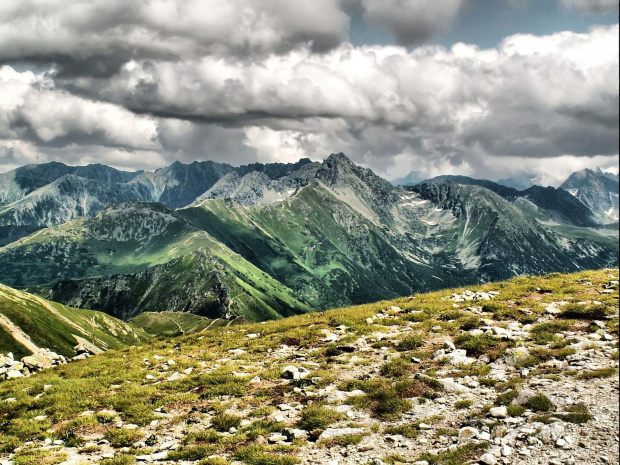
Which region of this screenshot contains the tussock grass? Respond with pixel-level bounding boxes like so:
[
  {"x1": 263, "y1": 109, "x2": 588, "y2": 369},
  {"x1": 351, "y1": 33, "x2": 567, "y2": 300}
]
[
  {"x1": 559, "y1": 304, "x2": 609, "y2": 320},
  {"x1": 576, "y1": 367, "x2": 618, "y2": 380},
  {"x1": 232, "y1": 445, "x2": 300, "y2": 465},
  {"x1": 104, "y1": 429, "x2": 144, "y2": 448},
  {"x1": 416, "y1": 441, "x2": 489, "y2": 465},
  {"x1": 525, "y1": 394, "x2": 554, "y2": 412},
  {"x1": 298, "y1": 404, "x2": 344, "y2": 431}
]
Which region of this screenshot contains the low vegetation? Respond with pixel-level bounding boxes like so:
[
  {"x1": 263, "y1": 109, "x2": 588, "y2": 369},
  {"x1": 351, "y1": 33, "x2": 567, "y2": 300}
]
[{"x1": 0, "y1": 269, "x2": 616, "y2": 464}]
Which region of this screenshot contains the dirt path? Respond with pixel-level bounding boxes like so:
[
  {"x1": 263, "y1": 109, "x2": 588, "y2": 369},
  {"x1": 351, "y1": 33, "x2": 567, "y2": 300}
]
[
  {"x1": 0, "y1": 313, "x2": 39, "y2": 354},
  {"x1": 160, "y1": 312, "x2": 185, "y2": 336},
  {"x1": 0, "y1": 284, "x2": 104, "y2": 353},
  {"x1": 27, "y1": 293, "x2": 104, "y2": 352}
]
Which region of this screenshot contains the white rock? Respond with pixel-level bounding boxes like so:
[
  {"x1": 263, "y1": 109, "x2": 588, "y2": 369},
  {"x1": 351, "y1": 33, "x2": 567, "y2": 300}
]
[
  {"x1": 319, "y1": 427, "x2": 364, "y2": 441},
  {"x1": 441, "y1": 378, "x2": 470, "y2": 393},
  {"x1": 166, "y1": 372, "x2": 185, "y2": 382},
  {"x1": 479, "y1": 453, "x2": 498, "y2": 465},
  {"x1": 268, "y1": 433, "x2": 287, "y2": 443},
  {"x1": 443, "y1": 340, "x2": 456, "y2": 352},
  {"x1": 458, "y1": 426, "x2": 479, "y2": 442}
]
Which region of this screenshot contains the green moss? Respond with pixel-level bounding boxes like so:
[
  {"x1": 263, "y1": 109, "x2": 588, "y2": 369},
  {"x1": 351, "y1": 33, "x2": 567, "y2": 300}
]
[
  {"x1": 199, "y1": 458, "x2": 228, "y2": 465},
  {"x1": 525, "y1": 394, "x2": 554, "y2": 412},
  {"x1": 99, "y1": 455, "x2": 136, "y2": 465},
  {"x1": 232, "y1": 445, "x2": 300, "y2": 465},
  {"x1": 559, "y1": 304, "x2": 609, "y2": 320},
  {"x1": 211, "y1": 413, "x2": 241, "y2": 432},
  {"x1": 0, "y1": 435, "x2": 21, "y2": 453},
  {"x1": 494, "y1": 390, "x2": 519, "y2": 406},
  {"x1": 455, "y1": 400, "x2": 473, "y2": 409},
  {"x1": 416, "y1": 441, "x2": 489, "y2": 465},
  {"x1": 395, "y1": 335, "x2": 424, "y2": 351},
  {"x1": 507, "y1": 405, "x2": 526, "y2": 417},
  {"x1": 319, "y1": 433, "x2": 366, "y2": 447},
  {"x1": 104, "y1": 429, "x2": 145, "y2": 448},
  {"x1": 167, "y1": 446, "x2": 217, "y2": 461},
  {"x1": 454, "y1": 333, "x2": 503, "y2": 356},
  {"x1": 576, "y1": 367, "x2": 618, "y2": 380},
  {"x1": 380, "y1": 357, "x2": 412, "y2": 378},
  {"x1": 561, "y1": 403, "x2": 593, "y2": 424},
  {"x1": 384, "y1": 424, "x2": 419, "y2": 438},
  {"x1": 298, "y1": 404, "x2": 344, "y2": 431},
  {"x1": 530, "y1": 321, "x2": 571, "y2": 344}
]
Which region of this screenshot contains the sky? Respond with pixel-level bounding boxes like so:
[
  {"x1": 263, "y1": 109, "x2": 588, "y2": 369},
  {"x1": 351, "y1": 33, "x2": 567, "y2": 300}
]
[{"x1": 0, "y1": 0, "x2": 618, "y2": 187}]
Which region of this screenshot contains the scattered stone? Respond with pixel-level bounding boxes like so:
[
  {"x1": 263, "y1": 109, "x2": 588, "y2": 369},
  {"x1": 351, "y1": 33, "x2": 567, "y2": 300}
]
[
  {"x1": 319, "y1": 428, "x2": 365, "y2": 441},
  {"x1": 458, "y1": 426, "x2": 479, "y2": 442},
  {"x1": 282, "y1": 428, "x2": 309, "y2": 441},
  {"x1": 281, "y1": 365, "x2": 310, "y2": 380},
  {"x1": 479, "y1": 453, "x2": 498, "y2": 465},
  {"x1": 489, "y1": 406, "x2": 507, "y2": 419}
]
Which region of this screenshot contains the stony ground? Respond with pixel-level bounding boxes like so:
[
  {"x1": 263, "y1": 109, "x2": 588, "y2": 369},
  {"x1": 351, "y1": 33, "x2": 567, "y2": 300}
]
[{"x1": 0, "y1": 270, "x2": 618, "y2": 465}]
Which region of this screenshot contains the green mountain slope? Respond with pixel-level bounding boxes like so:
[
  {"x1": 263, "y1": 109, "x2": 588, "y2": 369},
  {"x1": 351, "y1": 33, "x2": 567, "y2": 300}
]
[
  {"x1": 47, "y1": 249, "x2": 312, "y2": 321},
  {"x1": 0, "y1": 155, "x2": 617, "y2": 323},
  {"x1": 411, "y1": 182, "x2": 618, "y2": 279},
  {"x1": 0, "y1": 284, "x2": 150, "y2": 359},
  {"x1": 0, "y1": 202, "x2": 311, "y2": 320},
  {"x1": 181, "y1": 187, "x2": 457, "y2": 309},
  {"x1": 129, "y1": 312, "x2": 241, "y2": 337}
]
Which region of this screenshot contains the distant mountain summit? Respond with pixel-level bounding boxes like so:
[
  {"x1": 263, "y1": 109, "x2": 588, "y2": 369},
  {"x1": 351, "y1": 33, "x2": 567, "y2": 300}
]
[
  {"x1": 560, "y1": 168, "x2": 619, "y2": 223},
  {"x1": 0, "y1": 158, "x2": 320, "y2": 233},
  {"x1": 417, "y1": 175, "x2": 597, "y2": 227},
  {"x1": 391, "y1": 170, "x2": 424, "y2": 186}
]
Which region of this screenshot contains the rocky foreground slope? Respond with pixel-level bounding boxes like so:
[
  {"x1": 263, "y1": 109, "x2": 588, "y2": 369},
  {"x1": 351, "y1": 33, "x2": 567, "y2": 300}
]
[{"x1": 0, "y1": 270, "x2": 618, "y2": 465}]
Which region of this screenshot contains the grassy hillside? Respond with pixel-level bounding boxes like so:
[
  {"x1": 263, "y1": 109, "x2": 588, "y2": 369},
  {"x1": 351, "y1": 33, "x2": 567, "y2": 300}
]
[
  {"x1": 129, "y1": 312, "x2": 239, "y2": 337},
  {"x1": 47, "y1": 249, "x2": 312, "y2": 322},
  {"x1": 0, "y1": 284, "x2": 150, "y2": 359},
  {"x1": 181, "y1": 188, "x2": 461, "y2": 310},
  {"x1": 0, "y1": 203, "x2": 312, "y2": 320},
  {"x1": 0, "y1": 269, "x2": 617, "y2": 464}
]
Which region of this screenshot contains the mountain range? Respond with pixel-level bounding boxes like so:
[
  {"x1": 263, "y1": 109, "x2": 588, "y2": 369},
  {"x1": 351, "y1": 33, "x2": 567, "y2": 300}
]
[
  {"x1": 560, "y1": 168, "x2": 619, "y2": 224},
  {"x1": 0, "y1": 154, "x2": 617, "y2": 325}
]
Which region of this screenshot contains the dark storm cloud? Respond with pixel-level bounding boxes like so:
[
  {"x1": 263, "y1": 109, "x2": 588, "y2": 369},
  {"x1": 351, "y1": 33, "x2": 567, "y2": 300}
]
[
  {"x1": 561, "y1": 0, "x2": 619, "y2": 13},
  {"x1": 0, "y1": 0, "x2": 350, "y2": 73},
  {"x1": 0, "y1": 2, "x2": 618, "y2": 186},
  {"x1": 361, "y1": 0, "x2": 464, "y2": 45}
]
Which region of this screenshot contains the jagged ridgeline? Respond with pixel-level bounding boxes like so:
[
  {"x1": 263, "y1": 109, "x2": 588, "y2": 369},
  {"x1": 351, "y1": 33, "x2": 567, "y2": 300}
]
[{"x1": 0, "y1": 153, "x2": 617, "y2": 323}]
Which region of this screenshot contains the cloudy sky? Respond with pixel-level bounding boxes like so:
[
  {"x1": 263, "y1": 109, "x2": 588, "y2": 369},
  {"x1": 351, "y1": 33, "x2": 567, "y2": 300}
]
[{"x1": 0, "y1": 0, "x2": 618, "y2": 186}]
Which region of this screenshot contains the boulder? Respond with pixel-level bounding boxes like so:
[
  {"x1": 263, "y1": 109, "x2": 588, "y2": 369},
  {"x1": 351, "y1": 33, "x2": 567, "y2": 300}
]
[
  {"x1": 22, "y1": 352, "x2": 54, "y2": 371},
  {"x1": 281, "y1": 365, "x2": 310, "y2": 380},
  {"x1": 479, "y1": 453, "x2": 498, "y2": 465},
  {"x1": 489, "y1": 406, "x2": 507, "y2": 419},
  {"x1": 282, "y1": 428, "x2": 309, "y2": 441},
  {"x1": 458, "y1": 426, "x2": 479, "y2": 442},
  {"x1": 511, "y1": 388, "x2": 536, "y2": 406},
  {"x1": 504, "y1": 347, "x2": 531, "y2": 367},
  {"x1": 319, "y1": 427, "x2": 365, "y2": 441}
]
